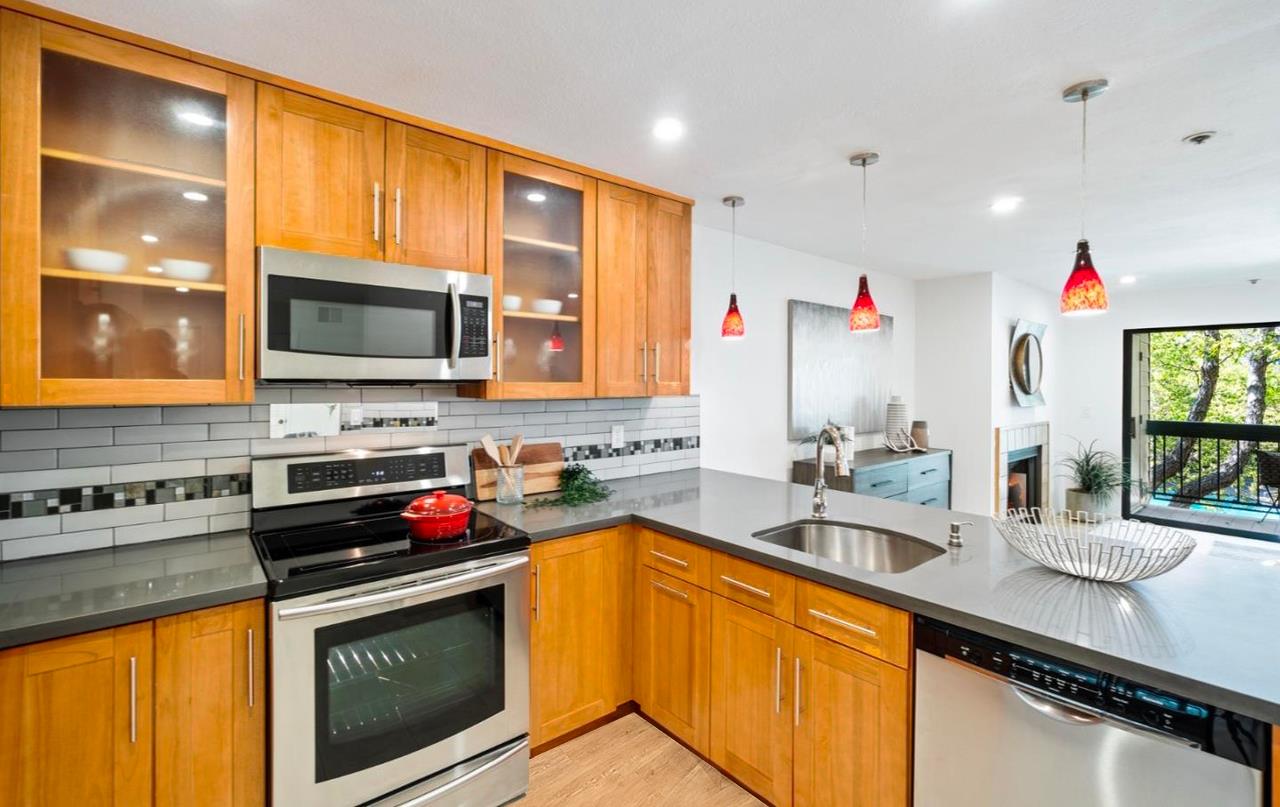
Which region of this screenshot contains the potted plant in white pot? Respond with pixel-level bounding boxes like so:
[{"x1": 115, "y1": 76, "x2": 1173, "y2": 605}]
[{"x1": 1059, "y1": 440, "x2": 1123, "y2": 519}]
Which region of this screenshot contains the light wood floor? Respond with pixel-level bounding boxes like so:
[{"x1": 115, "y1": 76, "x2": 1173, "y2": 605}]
[{"x1": 519, "y1": 714, "x2": 764, "y2": 806}]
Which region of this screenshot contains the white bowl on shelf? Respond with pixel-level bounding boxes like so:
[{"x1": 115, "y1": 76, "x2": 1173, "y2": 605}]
[
  {"x1": 531, "y1": 298, "x2": 563, "y2": 315},
  {"x1": 159, "y1": 259, "x2": 213, "y2": 282},
  {"x1": 502, "y1": 294, "x2": 523, "y2": 312},
  {"x1": 65, "y1": 248, "x2": 127, "y2": 274}
]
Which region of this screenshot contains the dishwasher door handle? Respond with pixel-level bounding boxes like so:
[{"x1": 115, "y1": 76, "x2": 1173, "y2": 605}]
[{"x1": 1009, "y1": 682, "x2": 1200, "y2": 750}]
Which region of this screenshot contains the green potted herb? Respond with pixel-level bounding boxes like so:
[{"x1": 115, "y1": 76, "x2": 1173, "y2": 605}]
[
  {"x1": 526, "y1": 464, "x2": 613, "y2": 508},
  {"x1": 1059, "y1": 439, "x2": 1123, "y2": 517}
]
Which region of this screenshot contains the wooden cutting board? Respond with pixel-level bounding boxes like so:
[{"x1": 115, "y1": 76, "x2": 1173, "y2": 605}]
[{"x1": 472, "y1": 441, "x2": 564, "y2": 501}]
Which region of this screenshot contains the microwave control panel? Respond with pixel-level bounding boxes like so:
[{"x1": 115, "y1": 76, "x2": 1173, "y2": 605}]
[{"x1": 459, "y1": 295, "x2": 489, "y2": 358}]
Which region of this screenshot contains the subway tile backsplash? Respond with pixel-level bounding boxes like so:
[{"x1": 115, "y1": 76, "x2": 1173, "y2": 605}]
[{"x1": 0, "y1": 389, "x2": 699, "y2": 561}]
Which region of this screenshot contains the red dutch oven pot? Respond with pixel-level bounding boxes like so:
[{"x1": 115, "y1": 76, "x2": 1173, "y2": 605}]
[{"x1": 401, "y1": 490, "x2": 472, "y2": 541}]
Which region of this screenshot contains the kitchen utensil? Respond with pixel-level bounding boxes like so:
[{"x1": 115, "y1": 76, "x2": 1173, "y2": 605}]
[
  {"x1": 472, "y1": 442, "x2": 564, "y2": 501},
  {"x1": 480, "y1": 434, "x2": 502, "y2": 465},
  {"x1": 993, "y1": 510, "x2": 1195, "y2": 582},
  {"x1": 531, "y1": 298, "x2": 563, "y2": 315},
  {"x1": 65, "y1": 247, "x2": 127, "y2": 274},
  {"x1": 502, "y1": 294, "x2": 522, "y2": 311},
  {"x1": 498, "y1": 444, "x2": 511, "y2": 466},
  {"x1": 400, "y1": 490, "x2": 473, "y2": 541},
  {"x1": 159, "y1": 258, "x2": 214, "y2": 281},
  {"x1": 510, "y1": 434, "x2": 525, "y2": 464}
]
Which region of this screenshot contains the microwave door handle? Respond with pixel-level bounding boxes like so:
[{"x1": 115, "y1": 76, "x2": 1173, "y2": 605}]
[
  {"x1": 448, "y1": 282, "x2": 462, "y2": 370},
  {"x1": 276, "y1": 555, "x2": 528, "y2": 620}
]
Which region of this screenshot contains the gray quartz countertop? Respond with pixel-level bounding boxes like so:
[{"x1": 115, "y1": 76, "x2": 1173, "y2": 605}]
[
  {"x1": 479, "y1": 468, "x2": 1280, "y2": 724},
  {"x1": 0, "y1": 530, "x2": 267, "y2": 650}
]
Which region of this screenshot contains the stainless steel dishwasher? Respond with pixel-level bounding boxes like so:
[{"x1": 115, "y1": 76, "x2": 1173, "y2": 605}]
[{"x1": 913, "y1": 617, "x2": 1267, "y2": 807}]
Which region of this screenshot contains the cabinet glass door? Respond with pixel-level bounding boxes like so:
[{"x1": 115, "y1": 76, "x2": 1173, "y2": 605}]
[{"x1": 491, "y1": 154, "x2": 596, "y2": 397}]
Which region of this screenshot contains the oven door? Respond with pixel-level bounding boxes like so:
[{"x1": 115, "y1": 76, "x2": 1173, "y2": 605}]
[
  {"x1": 270, "y1": 552, "x2": 529, "y2": 807},
  {"x1": 258, "y1": 246, "x2": 491, "y2": 382}
]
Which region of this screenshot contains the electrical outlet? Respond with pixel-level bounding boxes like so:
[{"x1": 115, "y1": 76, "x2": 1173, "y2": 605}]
[{"x1": 611, "y1": 425, "x2": 625, "y2": 449}]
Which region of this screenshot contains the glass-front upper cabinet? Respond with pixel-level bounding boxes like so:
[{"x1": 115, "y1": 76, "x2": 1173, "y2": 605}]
[
  {"x1": 0, "y1": 15, "x2": 254, "y2": 405},
  {"x1": 466, "y1": 153, "x2": 596, "y2": 399}
]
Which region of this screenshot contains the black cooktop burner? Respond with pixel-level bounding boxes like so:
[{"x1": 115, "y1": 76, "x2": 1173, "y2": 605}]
[{"x1": 252, "y1": 491, "x2": 528, "y2": 599}]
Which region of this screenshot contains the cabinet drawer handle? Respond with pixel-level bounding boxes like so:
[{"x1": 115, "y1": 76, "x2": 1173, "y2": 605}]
[
  {"x1": 641, "y1": 340, "x2": 648, "y2": 382},
  {"x1": 649, "y1": 549, "x2": 689, "y2": 568},
  {"x1": 653, "y1": 342, "x2": 662, "y2": 384},
  {"x1": 794, "y1": 657, "x2": 803, "y2": 727},
  {"x1": 920, "y1": 467, "x2": 938, "y2": 474},
  {"x1": 394, "y1": 187, "x2": 403, "y2": 245},
  {"x1": 129, "y1": 655, "x2": 137, "y2": 744},
  {"x1": 719, "y1": 574, "x2": 771, "y2": 600},
  {"x1": 237, "y1": 313, "x2": 246, "y2": 381},
  {"x1": 807, "y1": 608, "x2": 878, "y2": 638},
  {"x1": 372, "y1": 181, "x2": 382, "y2": 242},
  {"x1": 533, "y1": 563, "x2": 541, "y2": 621},
  {"x1": 871, "y1": 479, "x2": 893, "y2": 488},
  {"x1": 651, "y1": 579, "x2": 689, "y2": 600},
  {"x1": 922, "y1": 498, "x2": 939, "y2": 505},
  {"x1": 247, "y1": 628, "x2": 255, "y2": 708},
  {"x1": 774, "y1": 646, "x2": 782, "y2": 714}
]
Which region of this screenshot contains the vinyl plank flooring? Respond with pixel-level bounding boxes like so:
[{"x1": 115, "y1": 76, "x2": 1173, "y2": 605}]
[{"x1": 520, "y1": 714, "x2": 764, "y2": 807}]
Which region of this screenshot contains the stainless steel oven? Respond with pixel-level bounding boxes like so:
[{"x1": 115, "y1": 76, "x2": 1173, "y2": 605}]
[
  {"x1": 270, "y1": 552, "x2": 530, "y2": 806},
  {"x1": 258, "y1": 246, "x2": 492, "y2": 382}
]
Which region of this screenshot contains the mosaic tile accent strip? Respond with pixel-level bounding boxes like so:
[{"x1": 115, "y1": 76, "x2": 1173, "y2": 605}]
[
  {"x1": 564, "y1": 435, "x2": 700, "y2": 462},
  {"x1": 1, "y1": 473, "x2": 251, "y2": 520},
  {"x1": 354, "y1": 416, "x2": 438, "y2": 430}
]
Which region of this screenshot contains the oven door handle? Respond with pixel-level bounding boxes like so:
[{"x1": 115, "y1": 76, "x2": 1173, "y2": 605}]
[
  {"x1": 447, "y1": 282, "x2": 462, "y2": 370},
  {"x1": 276, "y1": 555, "x2": 528, "y2": 620},
  {"x1": 397, "y1": 736, "x2": 530, "y2": 806}
]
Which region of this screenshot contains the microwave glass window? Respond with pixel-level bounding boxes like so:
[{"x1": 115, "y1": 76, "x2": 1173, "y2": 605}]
[
  {"x1": 289, "y1": 298, "x2": 436, "y2": 357},
  {"x1": 313, "y1": 586, "x2": 506, "y2": 782},
  {"x1": 267, "y1": 275, "x2": 449, "y2": 359}
]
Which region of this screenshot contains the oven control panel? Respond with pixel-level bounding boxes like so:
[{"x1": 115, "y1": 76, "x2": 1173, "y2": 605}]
[
  {"x1": 287, "y1": 452, "x2": 448, "y2": 494},
  {"x1": 458, "y1": 294, "x2": 489, "y2": 358}
]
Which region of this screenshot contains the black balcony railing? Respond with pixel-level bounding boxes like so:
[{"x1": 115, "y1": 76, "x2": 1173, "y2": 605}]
[{"x1": 1145, "y1": 420, "x2": 1280, "y2": 513}]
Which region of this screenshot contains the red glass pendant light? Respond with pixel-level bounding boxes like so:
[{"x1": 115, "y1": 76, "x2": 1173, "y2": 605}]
[
  {"x1": 1059, "y1": 79, "x2": 1109, "y2": 316},
  {"x1": 720, "y1": 196, "x2": 746, "y2": 341},
  {"x1": 548, "y1": 322, "x2": 565, "y2": 352},
  {"x1": 849, "y1": 274, "x2": 881, "y2": 332},
  {"x1": 849, "y1": 152, "x2": 882, "y2": 332}
]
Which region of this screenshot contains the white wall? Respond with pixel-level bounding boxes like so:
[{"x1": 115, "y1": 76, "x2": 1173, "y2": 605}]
[
  {"x1": 1053, "y1": 280, "x2": 1280, "y2": 511},
  {"x1": 913, "y1": 273, "x2": 993, "y2": 514},
  {"x1": 691, "y1": 224, "x2": 916, "y2": 481}
]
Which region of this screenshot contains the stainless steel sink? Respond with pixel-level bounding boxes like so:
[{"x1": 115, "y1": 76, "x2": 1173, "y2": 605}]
[{"x1": 751, "y1": 519, "x2": 945, "y2": 573}]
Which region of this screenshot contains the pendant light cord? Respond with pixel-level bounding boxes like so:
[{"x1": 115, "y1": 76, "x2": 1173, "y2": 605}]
[
  {"x1": 730, "y1": 203, "x2": 737, "y2": 293},
  {"x1": 1080, "y1": 89, "x2": 1089, "y2": 240},
  {"x1": 861, "y1": 162, "x2": 869, "y2": 260}
]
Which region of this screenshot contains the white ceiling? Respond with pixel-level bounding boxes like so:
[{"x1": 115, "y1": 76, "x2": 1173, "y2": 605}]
[{"x1": 45, "y1": 0, "x2": 1280, "y2": 290}]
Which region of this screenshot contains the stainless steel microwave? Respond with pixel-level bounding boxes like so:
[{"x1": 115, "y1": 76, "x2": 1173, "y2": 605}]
[{"x1": 258, "y1": 247, "x2": 492, "y2": 382}]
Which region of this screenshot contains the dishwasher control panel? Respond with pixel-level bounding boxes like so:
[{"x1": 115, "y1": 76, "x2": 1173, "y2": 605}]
[{"x1": 915, "y1": 616, "x2": 1267, "y2": 769}]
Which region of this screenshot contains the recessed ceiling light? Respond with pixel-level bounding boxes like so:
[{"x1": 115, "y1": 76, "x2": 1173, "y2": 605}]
[
  {"x1": 526, "y1": 191, "x2": 547, "y2": 203},
  {"x1": 147, "y1": 265, "x2": 164, "y2": 274},
  {"x1": 182, "y1": 190, "x2": 208, "y2": 202},
  {"x1": 177, "y1": 110, "x2": 216, "y2": 127},
  {"x1": 990, "y1": 196, "x2": 1023, "y2": 214},
  {"x1": 140, "y1": 233, "x2": 159, "y2": 243},
  {"x1": 1119, "y1": 275, "x2": 1137, "y2": 285},
  {"x1": 652, "y1": 117, "x2": 685, "y2": 142},
  {"x1": 175, "y1": 286, "x2": 190, "y2": 293}
]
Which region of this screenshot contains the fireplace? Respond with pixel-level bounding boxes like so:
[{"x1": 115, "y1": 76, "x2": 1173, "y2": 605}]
[{"x1": 1006, "y1": 446, "x2": 1041, "y2": 513}]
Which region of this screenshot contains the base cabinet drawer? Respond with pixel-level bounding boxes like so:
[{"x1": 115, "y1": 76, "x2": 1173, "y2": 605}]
[
  {"x1": 906, "y1": 452, "x2": 951, "y2": 489},
  {"x1": 636, "y1": 527, "x2": 711, "y2": 588},
  {"x1": 795, "y1": 581, "x2": 911, "y2": 668},
  {"x1": 853, "y1": 464, "x2": 909, "y2": 498},
  {"x1": 711, "y1": 551, "x2": 795, "y2": 621},
  {"x1": 905, "y1": 480, "x2": 949, "y2": 508}
]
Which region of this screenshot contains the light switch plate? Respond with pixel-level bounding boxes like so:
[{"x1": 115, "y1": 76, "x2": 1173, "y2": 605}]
[
  {"x1": 611, "y1": 425, "x2": 625, "y2": 449},
  {"x1": 269, "y1": 403, "x2": 341, "y2": 439}
]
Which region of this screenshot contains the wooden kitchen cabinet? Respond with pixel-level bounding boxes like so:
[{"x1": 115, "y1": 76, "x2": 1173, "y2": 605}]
[
  {"x1": 529, "y1": 529, "x2": 626, "y2": 747},
  {"x1": 0, "y1": 13, "x2": 255, "y2": 405},
  {"x1": 596, "y1": 184, "x2": 691, "y2": 397},
  {"x1": 256, "y1": 85, "x2": 385, "y2": 259},
  {"x1": 793, "y1": 630, "x2": 910, "y2": 807},
  {"x1": 710, "y1": 596, "x2": 795, "y2": 807},
  {"x1": 633, "y1": 565, "x2": 712, "y2": 754},
  {"x1": 154, "y1": 599, "x2": 265, "y2": 807},
  {"x1": 0, "y1": 622, "x2": 154, "y2": 806},
  {"x1": 384, "y1": 122, "x2": 486, "y2": 272}
]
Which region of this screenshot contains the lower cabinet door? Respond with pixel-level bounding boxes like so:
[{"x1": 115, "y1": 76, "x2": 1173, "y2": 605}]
[
  {"x1": 155, "y1": 599, "x2": 266, "y2": 807},
  {"x1": 634, "y1": 565, "x2": 711, "y2": 754},
  {"x1": 709, "y1": 596, "x2": 794, "y2": 807},
  {"x1": 0, "y1": 622, "x2": 154, "y2": 806},
  {"x1": 530, "y1": 529, "x2": 625, "y2": 746},
  {"x1": 793, "y1": 630, "x2": 910, "y2": 807}
]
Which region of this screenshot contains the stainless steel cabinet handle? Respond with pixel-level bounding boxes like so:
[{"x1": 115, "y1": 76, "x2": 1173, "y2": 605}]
[
  {"x1": 394, "y1": 187, "x2": 403, "y2": 245},
  {"x1": 807, "y1": 608, "x2": 878, "y2": 638},
  {"x1": 447, "y1": 283, "x2": 462, "y2": 370},
  {"x1": 533, "y1": 563, "x2": 541, "y2": 621},
  {"x1": 129, "y1": 656, "x2": 137, "y2": 743},
  {"x1": 279, "y1": 555, "x2": 529, "y2": 619},
  {"x1": 649, "y1": 549, "x2": 689, "y2": 568},
  {"x1": 720, "y1": 575, "x2": 772, "y2": 600},
  {"x1": 650, "y1": 579, "x2": 689, "y2": 600},
  {"x1": 653, "y1": 342, "x2": 661, "y2": 383},
  {"x1": 398, "y1": 738, "x2": 530, "y2": 806},
  {"x1": 640, "y1": 340, "x2": 648, "y2": 382},
  {"x1": 794, "y1": 657, "x2": 802, "y2": 726},
  {"x1": 372, "y1": 182, "x2": 381, "y2": 242},
  {"x1": 237, "y1": 313, "x2": 246, "y2": 381},
  {"x1": 774, "y1": 647, "x2": 782, "y2": 714},
  {"x1": 247, "y1": 628, "x2": 255, "y2": 708}
]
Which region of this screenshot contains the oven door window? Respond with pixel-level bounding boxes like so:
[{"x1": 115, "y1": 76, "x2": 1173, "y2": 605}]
[
  {"x1": 314, "y1": 585, "x2": 505, "y2": 782},
  {"x1": 267, "y1": 274, "x2": 449, "y2": 359}
]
